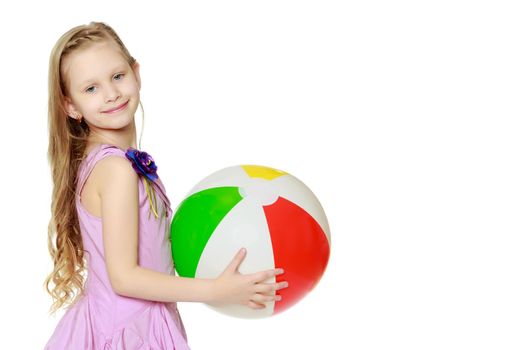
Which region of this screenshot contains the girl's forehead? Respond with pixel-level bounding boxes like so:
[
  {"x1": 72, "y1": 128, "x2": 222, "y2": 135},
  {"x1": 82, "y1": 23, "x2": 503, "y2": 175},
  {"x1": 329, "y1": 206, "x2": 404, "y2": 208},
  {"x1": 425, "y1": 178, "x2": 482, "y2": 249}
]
[{"x1": 63, "y1": 41, "x2": 128, "y2": 88}]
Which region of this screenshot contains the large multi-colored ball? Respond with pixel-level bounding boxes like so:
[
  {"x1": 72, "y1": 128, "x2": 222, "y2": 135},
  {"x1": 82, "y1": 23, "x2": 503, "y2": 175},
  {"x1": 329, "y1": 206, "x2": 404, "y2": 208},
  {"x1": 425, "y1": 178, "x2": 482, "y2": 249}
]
[{"x1": 170, "y1": 165, "x2": 331, "y2": 318}]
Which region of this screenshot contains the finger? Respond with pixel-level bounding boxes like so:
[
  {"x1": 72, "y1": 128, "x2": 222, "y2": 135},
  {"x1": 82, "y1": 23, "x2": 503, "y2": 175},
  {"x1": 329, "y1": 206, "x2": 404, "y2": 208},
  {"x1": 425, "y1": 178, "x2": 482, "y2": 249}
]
[
  {"x1": 252, "y1": 293, "x2": 282, "y2": 304},
  {"x1": 251, "y1": 268, "x2": 284, "y2": 283},
  {"x1": 253, "y1": 283, "x2": 276, "y2": 294},
  {"x1": 247, "y1": 300, "x2": 266, "y2": 309},
  {"x1": 276, "y1": 281, "x2": 289, "y2": 291},
  {"x1": 225, "y1": 248, "x2": 246, "y2": 273},
  {"x1": 254, "y1": 281, "x2": 289, "y2": 293}
]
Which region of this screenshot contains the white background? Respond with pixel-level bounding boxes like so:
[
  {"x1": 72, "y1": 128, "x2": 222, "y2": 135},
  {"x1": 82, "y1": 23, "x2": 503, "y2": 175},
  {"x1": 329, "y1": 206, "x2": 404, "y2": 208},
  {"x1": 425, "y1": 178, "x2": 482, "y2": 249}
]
[{"x1": 0, "y1": 0, "x2": 524, "y2": 349}]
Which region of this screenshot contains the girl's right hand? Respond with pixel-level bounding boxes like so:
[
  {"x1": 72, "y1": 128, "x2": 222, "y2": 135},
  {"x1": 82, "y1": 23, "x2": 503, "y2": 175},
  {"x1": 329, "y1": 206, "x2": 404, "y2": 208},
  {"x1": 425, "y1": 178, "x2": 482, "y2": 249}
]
[{"x1": 211, "y1": 248, "x2": 289, "y2": 309}]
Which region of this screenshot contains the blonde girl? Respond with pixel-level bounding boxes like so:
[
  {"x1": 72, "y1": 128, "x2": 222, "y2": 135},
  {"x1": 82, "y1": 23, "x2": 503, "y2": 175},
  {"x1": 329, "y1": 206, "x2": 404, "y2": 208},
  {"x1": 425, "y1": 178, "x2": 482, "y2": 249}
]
[{"x1": 43, "y1": 21, "x2": 287, "y2": 349}]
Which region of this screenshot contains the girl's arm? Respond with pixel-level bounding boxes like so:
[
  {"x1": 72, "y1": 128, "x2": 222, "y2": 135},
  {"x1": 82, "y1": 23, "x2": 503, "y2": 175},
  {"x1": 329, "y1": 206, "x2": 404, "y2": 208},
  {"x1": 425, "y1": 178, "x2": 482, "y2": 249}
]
[
  {"x1": 112, "y1": 249, "x2": 284, "y2": 308},
  {"x1": 96, "y1": 156, "x2": 286, "y2": 308}
]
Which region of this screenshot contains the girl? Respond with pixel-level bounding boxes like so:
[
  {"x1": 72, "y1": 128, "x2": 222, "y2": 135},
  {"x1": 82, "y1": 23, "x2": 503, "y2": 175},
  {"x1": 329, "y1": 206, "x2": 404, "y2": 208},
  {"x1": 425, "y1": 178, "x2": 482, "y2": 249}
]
[{"x1": 43, "y1": 21, "x2": 288, "y2": 349}]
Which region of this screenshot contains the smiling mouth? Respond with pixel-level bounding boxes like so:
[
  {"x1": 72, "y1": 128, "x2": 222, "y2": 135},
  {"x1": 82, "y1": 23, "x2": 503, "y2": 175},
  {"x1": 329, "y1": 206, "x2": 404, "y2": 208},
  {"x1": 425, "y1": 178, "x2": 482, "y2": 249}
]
[{"x1": 103, "y1": 100, "x2": 129, "y2": 113}]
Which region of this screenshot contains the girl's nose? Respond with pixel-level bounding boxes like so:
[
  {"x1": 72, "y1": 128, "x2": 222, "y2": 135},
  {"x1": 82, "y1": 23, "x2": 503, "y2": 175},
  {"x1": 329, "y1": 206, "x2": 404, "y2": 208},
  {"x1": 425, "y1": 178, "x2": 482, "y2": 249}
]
[{"x1": 105, "y1": 85, "x2": 120, "y2": 103}]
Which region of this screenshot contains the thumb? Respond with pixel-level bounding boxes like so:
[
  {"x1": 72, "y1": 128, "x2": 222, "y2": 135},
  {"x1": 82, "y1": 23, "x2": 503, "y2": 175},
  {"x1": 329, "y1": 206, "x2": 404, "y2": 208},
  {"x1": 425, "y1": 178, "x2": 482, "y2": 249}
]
[{"x1": 225, "y1": 248, "x2": 246, "y2": 274}]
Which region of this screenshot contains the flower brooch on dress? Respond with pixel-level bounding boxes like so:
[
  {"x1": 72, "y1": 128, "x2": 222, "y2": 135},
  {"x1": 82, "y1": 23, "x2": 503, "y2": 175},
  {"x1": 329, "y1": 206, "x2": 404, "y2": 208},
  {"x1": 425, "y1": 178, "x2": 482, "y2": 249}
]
[{"x1": 125, "y1": 148, "x2": 161, "y2": 219}]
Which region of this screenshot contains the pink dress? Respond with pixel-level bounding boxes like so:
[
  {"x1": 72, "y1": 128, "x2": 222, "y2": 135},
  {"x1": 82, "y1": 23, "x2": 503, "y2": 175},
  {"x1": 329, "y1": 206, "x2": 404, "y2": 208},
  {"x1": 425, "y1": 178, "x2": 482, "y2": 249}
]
[{"x1": 44, "y1": 144, "x2": 190, "y2": 350}]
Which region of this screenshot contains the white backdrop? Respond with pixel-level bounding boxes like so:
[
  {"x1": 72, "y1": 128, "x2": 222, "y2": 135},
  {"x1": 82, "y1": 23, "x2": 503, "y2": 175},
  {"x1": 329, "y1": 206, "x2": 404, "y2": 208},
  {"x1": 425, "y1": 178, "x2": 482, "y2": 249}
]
[{"x1": 0, "y1": 1, "x2": 524, "y2": 349}]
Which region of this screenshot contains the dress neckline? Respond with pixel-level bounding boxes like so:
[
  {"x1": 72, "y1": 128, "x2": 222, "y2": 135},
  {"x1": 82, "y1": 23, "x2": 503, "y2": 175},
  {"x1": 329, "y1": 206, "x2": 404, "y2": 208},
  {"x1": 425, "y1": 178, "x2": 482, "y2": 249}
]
[{"x1": 84, "y1": 143, "x2": 124, "y2": 158}]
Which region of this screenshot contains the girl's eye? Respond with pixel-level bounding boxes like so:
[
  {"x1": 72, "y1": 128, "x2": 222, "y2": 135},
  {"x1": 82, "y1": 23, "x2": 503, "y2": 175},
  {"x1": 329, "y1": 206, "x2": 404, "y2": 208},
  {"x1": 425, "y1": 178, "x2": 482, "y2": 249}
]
[
  {"x1": 114, "y1": 73, "x2": 124, "y2": 80},
  {"x1": 86, "y1": 86, "x2": 96, "y2": 93}
]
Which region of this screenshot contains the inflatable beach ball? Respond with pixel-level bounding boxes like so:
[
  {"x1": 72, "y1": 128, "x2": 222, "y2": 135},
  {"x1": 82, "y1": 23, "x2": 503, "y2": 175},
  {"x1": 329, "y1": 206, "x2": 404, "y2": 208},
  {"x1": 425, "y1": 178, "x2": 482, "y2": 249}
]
[{"x1": 170, "y1": 165, "x2": 331, "y2": 318}]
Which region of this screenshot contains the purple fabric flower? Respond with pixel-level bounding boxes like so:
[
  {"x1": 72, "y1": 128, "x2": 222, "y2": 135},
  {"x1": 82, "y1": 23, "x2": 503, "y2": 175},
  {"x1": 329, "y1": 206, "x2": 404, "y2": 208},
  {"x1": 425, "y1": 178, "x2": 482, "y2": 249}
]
[{"x1": 125, "y1": 148, "x2": 159, "y2": 182}]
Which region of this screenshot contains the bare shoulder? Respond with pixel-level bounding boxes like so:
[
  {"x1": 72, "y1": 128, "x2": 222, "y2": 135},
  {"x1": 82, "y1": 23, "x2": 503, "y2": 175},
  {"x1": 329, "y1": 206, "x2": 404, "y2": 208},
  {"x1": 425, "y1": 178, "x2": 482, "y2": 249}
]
[{"x1": 91, "y1": 155, "x2": 138, "y2": 196}]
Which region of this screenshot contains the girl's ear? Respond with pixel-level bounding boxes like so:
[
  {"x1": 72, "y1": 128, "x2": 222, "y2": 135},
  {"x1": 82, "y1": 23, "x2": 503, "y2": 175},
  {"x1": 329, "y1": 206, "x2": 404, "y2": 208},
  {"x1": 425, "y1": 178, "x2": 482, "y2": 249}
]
[
  {"x1": 132, "y1": 61, "x2": 141, "y2": 90},
  {"x1": 63, "y1": 96, "x2": 80, "y2": 120}
]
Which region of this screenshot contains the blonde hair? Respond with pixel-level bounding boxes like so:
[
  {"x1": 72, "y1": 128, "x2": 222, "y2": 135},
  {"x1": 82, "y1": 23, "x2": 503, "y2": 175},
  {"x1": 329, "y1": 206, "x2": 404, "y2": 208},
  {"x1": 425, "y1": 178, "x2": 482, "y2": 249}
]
[{"x1": 44, "y1": 21, "x2": 137, "y2": 316}]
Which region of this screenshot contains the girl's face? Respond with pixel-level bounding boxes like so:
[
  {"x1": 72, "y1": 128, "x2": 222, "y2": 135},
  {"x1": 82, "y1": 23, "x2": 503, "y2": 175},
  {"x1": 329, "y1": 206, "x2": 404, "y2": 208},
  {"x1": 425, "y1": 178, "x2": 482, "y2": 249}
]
[{"x1": 63, "y1": 40, "x2": 141, "y2": 133}]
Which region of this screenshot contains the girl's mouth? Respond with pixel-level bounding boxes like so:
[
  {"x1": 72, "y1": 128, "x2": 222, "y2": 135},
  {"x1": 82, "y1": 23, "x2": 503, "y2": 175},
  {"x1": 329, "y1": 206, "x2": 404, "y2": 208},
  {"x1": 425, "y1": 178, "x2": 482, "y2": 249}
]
[{"x1": 103, "y1": 100, "x2": 129, "y2": 114}]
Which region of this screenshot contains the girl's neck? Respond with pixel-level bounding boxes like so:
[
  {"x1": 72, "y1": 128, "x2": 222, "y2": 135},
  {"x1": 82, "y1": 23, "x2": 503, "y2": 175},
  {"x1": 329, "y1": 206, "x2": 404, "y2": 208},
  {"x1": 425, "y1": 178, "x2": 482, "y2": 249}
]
[{"x1": 86, "y1": 121, "x2": 138, "y2": 151}]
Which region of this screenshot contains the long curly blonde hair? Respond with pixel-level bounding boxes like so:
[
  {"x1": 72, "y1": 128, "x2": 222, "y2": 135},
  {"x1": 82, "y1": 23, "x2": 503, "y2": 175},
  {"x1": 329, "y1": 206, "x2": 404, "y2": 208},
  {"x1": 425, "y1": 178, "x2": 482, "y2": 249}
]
[{"x1": 44, "y1": 21, "x2": 137, "y2": 316}]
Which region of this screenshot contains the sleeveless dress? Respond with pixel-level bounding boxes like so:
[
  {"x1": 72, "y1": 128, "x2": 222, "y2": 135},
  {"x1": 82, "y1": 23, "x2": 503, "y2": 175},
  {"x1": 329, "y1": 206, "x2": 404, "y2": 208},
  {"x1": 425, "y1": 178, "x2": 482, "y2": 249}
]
[{"x1": 44, "y1": 144, "x2": 191, "y2": 350}]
